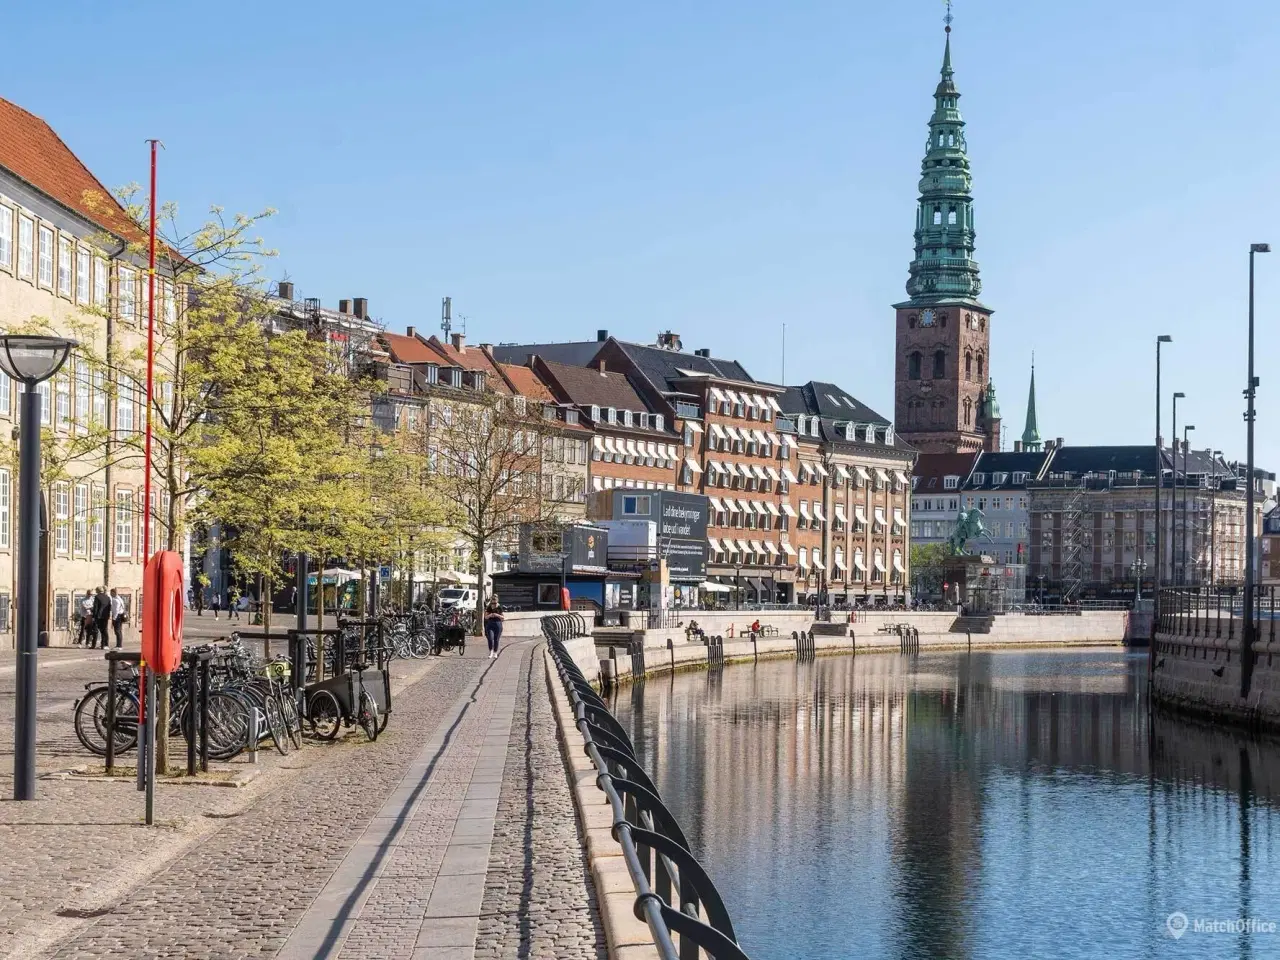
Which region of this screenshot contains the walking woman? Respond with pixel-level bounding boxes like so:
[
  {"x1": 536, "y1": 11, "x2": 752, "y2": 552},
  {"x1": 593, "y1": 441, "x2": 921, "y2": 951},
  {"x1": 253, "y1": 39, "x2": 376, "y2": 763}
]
[{"x1": 483, "y1": 595, "x2": 504, "y2": 660}]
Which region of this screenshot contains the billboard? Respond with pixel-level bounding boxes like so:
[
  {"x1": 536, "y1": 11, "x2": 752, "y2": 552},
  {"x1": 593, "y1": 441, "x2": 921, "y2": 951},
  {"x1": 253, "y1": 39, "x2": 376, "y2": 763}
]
[
  {"x1": 517, "y1": 523, "x2": 609, "y2": 575},
  {"x1": 599, "y1": 489, "x2": 708, "y2": 582}
]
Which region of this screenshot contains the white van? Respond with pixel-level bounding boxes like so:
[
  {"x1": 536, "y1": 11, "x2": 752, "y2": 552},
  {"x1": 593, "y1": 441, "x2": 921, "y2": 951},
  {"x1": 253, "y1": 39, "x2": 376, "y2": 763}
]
[{"x1": 437, "y1": 587, "x2": 478, "y2": 612}]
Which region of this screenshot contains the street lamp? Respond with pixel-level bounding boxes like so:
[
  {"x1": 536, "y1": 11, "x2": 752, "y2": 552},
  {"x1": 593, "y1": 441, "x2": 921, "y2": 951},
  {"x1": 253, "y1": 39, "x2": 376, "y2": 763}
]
[
  {"x1": 0, "y1": 335, "x2": 76, "y2": 801},
  {"x1": 1171, "y1": 391, "x2": 1185, "y2": 584},
  {"x1": 1211, "y1": 449, "x2": 1223, "y2": 586},
  {"x1": 1244, "y1": 242, "x2": 1270, "y2": 698},
  {"x1": 1131, "y1": 557, "x2": 1147, "y2": 605},
  {"x1": 1182, "y1": 424, "x2": 1195, "y2": 586},
  {"x1": 1155, "y1": 336, "x2": 1172, "y2": 596},
  {"x1": 734, "y1": 562, "x2": 743, "y2": 611}
]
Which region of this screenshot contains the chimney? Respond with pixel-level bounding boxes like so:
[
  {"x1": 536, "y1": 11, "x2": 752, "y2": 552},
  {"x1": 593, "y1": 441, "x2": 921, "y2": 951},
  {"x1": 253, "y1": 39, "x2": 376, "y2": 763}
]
[
  {"x1": 597, "y1": 329, "x2": 609, "y2": 342},
  {"x1": 1013, "y1": 440, "x2": 1023, "y2": 453},
  {"x1": 451, "y1": 333, "x2": 465, "y2": 352},
  {"x1": 695, "y1": 348, "x2": 711, "y2": 358},
  {"x1": 338, "y1": 299, "x2": 351, "y2": 314},
  {"x1": 277, "y1": 281, "x2": 294, "y2": 300},
  {"x1": 1056, "y1": 437, "x2": 1064, "y2": 449},
  {"x1": 598, "y1": 359, "x2": 607, "y2": 375},
  {"x1": 353, "y1": 297, "x2": 368, "y2": 319},
  {"x1": 406, "y1": 326, "x2": 416, "y2": 338}
]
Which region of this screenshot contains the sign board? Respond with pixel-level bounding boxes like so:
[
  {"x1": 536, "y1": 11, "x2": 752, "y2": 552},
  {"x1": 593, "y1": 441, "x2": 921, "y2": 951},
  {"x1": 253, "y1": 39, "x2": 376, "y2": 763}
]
[
  {"x1": 595, "y1": 489, "x2": 708, "y2": 582},
  {"x1": 517, "y1": 524, "x2": 609, "y2": 575}
]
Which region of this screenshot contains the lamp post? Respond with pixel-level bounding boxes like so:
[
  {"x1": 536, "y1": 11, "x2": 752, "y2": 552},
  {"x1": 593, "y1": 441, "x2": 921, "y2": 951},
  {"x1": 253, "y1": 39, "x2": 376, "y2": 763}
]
[
  {"x1": 1171, "y1": 392, "x2": 1184, "y2": 584},
  {"x1": 734, "y1": 562, "x2": 743, "y2": 611},
  {"x1": 1155, "y1": 336, "x2": 1172, "y2": 595},
  {"x1": 1244, "y1": 242, "x2": 1270, "y2": 698},
  {"x1": 1, "y1": 335, "x2": 76, "y2": 801},
  {"x1": 1211, "y1": 450, "x2": 1222, "y2": 586},
  {"x1": 1131, "y1": 558, "x2": 1147, "y2": 605},
  {"x1": 1182, "y1": 424, "x2": 1195, "y2": 586}
]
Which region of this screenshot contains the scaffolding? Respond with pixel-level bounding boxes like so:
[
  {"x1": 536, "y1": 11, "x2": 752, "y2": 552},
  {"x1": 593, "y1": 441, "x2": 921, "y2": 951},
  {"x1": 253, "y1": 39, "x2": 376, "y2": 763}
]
[{"x1": 1059, "y1": 481, "x2": 1088, "y2": 602}]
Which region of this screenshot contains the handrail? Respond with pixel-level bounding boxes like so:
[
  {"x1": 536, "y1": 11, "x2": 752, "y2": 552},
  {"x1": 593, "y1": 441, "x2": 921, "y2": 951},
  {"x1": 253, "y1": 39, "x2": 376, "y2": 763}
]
[{"x1": 542, "y1": 613, "x2": 752, "y2": 960}]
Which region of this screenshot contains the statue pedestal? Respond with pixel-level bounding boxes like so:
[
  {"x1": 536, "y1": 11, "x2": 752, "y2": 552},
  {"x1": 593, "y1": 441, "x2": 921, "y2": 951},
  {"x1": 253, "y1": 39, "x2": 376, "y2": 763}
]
[{"x1": 943, "y1": 554, "x2": 995, "y2": 612}]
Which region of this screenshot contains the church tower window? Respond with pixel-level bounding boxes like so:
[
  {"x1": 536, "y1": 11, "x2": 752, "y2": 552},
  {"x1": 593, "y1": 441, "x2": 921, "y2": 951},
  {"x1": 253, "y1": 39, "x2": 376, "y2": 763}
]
[
  {"x1": 964, "y1": 350, "x2": 973, "y2": 380},
  {"x1": 933, "y1": 350, "x2": 946, "y2": 379},
  {"x1": 908, "y1": 352, "x2": 922, "y2": 380}
]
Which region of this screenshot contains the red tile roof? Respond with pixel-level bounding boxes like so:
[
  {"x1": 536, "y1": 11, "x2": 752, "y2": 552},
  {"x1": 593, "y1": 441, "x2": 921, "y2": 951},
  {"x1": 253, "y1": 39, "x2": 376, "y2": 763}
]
[
  {"x1": 378, "y1": 331, "x2": 441, "y2": 365},
  {"x1": 499, "y1": 363, "x2": 555, "y2": 403},
  {"x1": 424, "y1": 336, "x2": 511, "y2": 393},
  {"x1": 0, "y1": 97, "x2": 141, "y2": 243}
]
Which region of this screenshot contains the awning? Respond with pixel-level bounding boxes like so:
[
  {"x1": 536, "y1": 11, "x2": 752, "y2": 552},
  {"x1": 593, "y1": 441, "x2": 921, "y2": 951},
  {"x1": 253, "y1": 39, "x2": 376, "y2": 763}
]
[
  {"x1": 855, "y1": 466, "x2": 870, "y2": 482},
  {"x1": 797, "y1": 463, "x2": 811, "y2": 482},
  {"x1": 752, "y1": 464, "x2": 769, "y2": 482},
  {"x1": 814, "y1": 463, "x2": 829, "y2": 479},
  {"x1": 592, "y1": 436, "x2": 605, "y2": 454},
  {"x1": 765, "y1": 501, "x2": 781, "y2": 516},
  {"x1": 855, "y1": 505, "x2": 868, "y2": 525},
  {"x1": 894, "y1": 470, "x2": 909, "y2": 485},
  {"x1": 765, "y1": 465, "x2": 781, "y2": 482},
  {"x1": 781, "y1": 434, "x2": 796, "y2": 449},
  {"x1": 724, "y1": 389, "x2": 742, "y2": 406},
  {"x1": 701, "y1": 581, "x2": 732, "y2": 593},
  {"x1": 875, "y1": 468, "x2": 890, "y2": 483},
  {"x1": 735, "y1": 539, "x2": 751, "y2": 554},
  {"x1": 834, "y1": 464, "x2": 850, "y2": 481},
  {"x1": 709, "y1": 387, "x2": 727, "y2": 404},
  {"x1": 708, "y1": 497, "x2": 724, "y2": 511},
  {"x1": 874, "y1": 555, "x2": 887, "y2": 572},
  {"x1": 592, "y1": 476, "x2": 604, "y2": 490},
  {"x1": 781, "y1": 466, "x2": 798, "y2": 483},
  {"x1": 832, "y1": 559, "x2": 846, "y2": 572},
  {"x1": 707, "y1": 537, "x2": 722, "y2": 552},
  {"x1": 723, "y1": 461, "x2": 740, "y2": 477},
  {"x1": 874, "y1": 507, "x2": 887, "y2": 526},
  {"x1": 747, "y1": 576, "x2": 766, "y2": 595},
  {"x1": 645, "y1": 441, "x2": 659, "y2": 459},
  {"x1": 812, "y1": 554, "x2": 826, "y2": 571},
  {"x1": 812, "y1": 504, "x2": 826, "y2": 522},
  {"x1": 781, "y1": 503, "x2": 797, "y2": 517},
  {"x1": 853, "y1": 554, "x2": 866, "y2": 571},
  {"x1": 893, "y1": 508, "x2": 906, "y2": 528},
  {"x1": 751, "y1": 428, "x2": 768, "y2": 445},
  {"x1": 684, "y1": 457, "x2": 703, "y2": 474},
  {"x1": 753, "y1": 394, "x2": 769, "y2": 413},
  {"x1": 662, "y1": 444, "x2": 676, "y2": 460},
  {"x1": 834, "y1": 504, "x2": 847, "y2": 523},
  {"x1": 764, "y1": 541, "x2": 779, "y2": 555},
  {"x1": 780, "y1": 541, "x2": 797, "y2": 556},
  {"x1": 767, "y1": 397, "x2": 783, "y2": 414},
  {"x1": 753, "y1": 500, "x2": 769, "y2": 516},
  {"x1": 685, "y1": 420, "x2": 703, "y2": 433},
  {"x1": 767, "y1": 431, "x2": 781, "y2": 446},
  {"x1": 724, "y1": 425, "x2": 743, "y2": 442},
  {"x1": 725, "y1": 499, "x2": 741, "y2": 514},
  {"x1": 736, "y1": 498, "x2": 754, "y2": 514},
  {"x1": 893, "y1": 554, "x2": 906, "y2": 573},
  {"x1": 709, "y1": 423, "x2": 726, "y2": 439},
  {"x1": 748, "y1": 540, "x2": 763, "y2": 553},
  {"x1": 603, "y1": 436, "x2": 619, "y2": 454},
  {"x1": 798, "y1": 501, "x2": 811, "y2": 519}
]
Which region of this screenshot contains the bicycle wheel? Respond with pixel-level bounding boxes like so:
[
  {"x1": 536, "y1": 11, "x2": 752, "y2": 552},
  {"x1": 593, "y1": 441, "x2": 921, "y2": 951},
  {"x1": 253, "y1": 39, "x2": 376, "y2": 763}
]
[
  {"x1": 262, "y1": 693, "x2": 288, "y2": 755},
  {"x1": 74, "y1": 687, "x2": 138, "y2": 756},
  {"x1": 408, "y1": 632, "x2": 432, "y2": 659},
  {"x1": 458, "y1": 636, "x2": 466, "y2": 656},
  {"x1": 203, "y1": 690, "x2": 251, "y2": 761},
  {"x1": 357, "y1": 690, "x2": 379, "y2": 742},
  {"x1": 308, "y1": 690, "x2": 342, "y2": 741},
  {"x1": 278, "y1": 688, "x2": 303, "y2": 750}
]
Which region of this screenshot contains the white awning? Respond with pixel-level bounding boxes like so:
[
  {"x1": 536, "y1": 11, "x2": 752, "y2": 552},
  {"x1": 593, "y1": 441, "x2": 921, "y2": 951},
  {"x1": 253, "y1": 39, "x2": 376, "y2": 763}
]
[
  {"x1": 748, "y1": 540, "x2": 763, "y2": 553},
  {"x1": 812, "y1": 504, "x2": 826, "y2": 522},
  {"x1": 707, "y1": 537, "x2": 722, "y2": 552},
  {"x1": 701, "y1": 581, "x2": 732, "y2": 593},
  {"x1": 764, "y1": 541, "x2": 779, "y2": 555},
  {"x1": 874, "y1": 507, "x2": 887, "y2": 526},
  {"x1": 894, "y1": 470, "x2": 909, "y2": 485},
  {"x1": 752, "y1": 464, "x2": 769, "y2": 481},
  {"x1": 834, "y1": 464, "x2": 850, "y2": 481},
  {"x1": 684, "y1": 457, "x2": 703, "y2": 474},
  {"x1": 812, "y1": 555, "x2": 826, "y2": 571},
  {"x1": 780, "y1": 541, "x2": 797, "y2": 556},
  {"x1": 753, "y1": 500, "x2": 769, "y2": 516},
  {"x1": 767, "y1": 432, "x2": 781, "y2": 446},
  {"x1": 834, "y1": 504, "x2": 847, "y2": 523},
  {"x1": 723, "y1": 389, "x2": 741, "y2": 406},
  {"x1": 625, "y1": 439, "x2": 639, "y2": 457},
  {"x1": 781, "y1": 466, "x2": 798, "y2": 483},
  {"x1": 725, "y1": 499, "x2": 741, "y2": 514},
  {"x1": 709, "y1": 423, "x2": 726, "y2": 439},
  {"x1": 874, "y1": 556, "x2": 887, "y2": 573},
  {"x1": 832, "y1": 559, "x2": 846, "y2": 572},
  {"x1": 875, "y1": 468, "x2": 890, "y2": 483},
  {"x1": 592, "y1": 436, "x2": 605, "y2": 453},
  {"x1": 736, "y1": 499, "x2": 755, "y2": 514},
  {"x1": 752, "y1": 394, "x2": 769, "y2": 413},
  {"x1": 603, "y1": 436, "x2": 618, "y2": 454},
  {"x1": 592, "y1": 476, "x2": 604, "y2": 490},
  {"x1": 723, "y1": 461, "x2": 740, "y2": 477},
  {"x1": 814, "y1": 463, "x2": 829, "y2": 479},
  {"x1": 853, "y1": 554, "x2": 866, "y2": 571},
  {"x1": 735, "y1": 539, "x2": 751, "y2": 553},
  {"x1": 893, "y1": 508, "x2": 906, "y2": 529},
  {"x1": 893, "y1": 554, "x2": 906, "y2": 573},
  {"x1": 798, "y1": 501, "x2": 811, "y2": 519},
  {"x1": 708, "y1": 497, "x2": 724, "y2": 511},
  {"x1": 764, "y1": 501, "x2": 781, "y2": 516},
  {"x1": 724, "y1": 425, "x2": 743, "y2": 442},
  {"x1": 767, "y1": 397, "x2": 783, "y2": 414},
  {"x1": 709, "y1": 387, "x2": 727, "y2": 404},
  {"x1": 781, "y1": 503, "x2": 798, "y2": 517},
  {"x1": 781, "y1": 434, "x2": 796, "y2": 449},
  {"x1": 663, "y1": 444, "x2": 677, "y2": 460},
  {"x1": 855, "y1": 505, "x2": 868, "y2": 525},
  {"x1": 642, "y1": 442, "x2": 657, "y2": 459},
  {"x1": 765, "y1": 465, "x2": 781, "y2": 482},
  {"x1": 685, "y1": 420, "x2": 703, "y2": 433},
  {"x1": 751, "y1": 428, "x2": 768, "y2": 445},
  {"x1": 854, "y1": 465, "x2": 870, "y2": 482}
]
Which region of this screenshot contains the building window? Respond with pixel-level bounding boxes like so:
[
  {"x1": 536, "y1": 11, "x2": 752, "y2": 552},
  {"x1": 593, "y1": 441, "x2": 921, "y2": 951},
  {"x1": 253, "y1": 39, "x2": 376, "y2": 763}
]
[
  {"x1": 114, "y1": 489, "x2": 134, "y2": 558},
  {"x1": 977, "y1": 353, "x2": 985, "y2": 378},
  {"x1": 933, "y1": 350, "x2": 946, "y2": 379},
  {"x1": 55, "y1": 374, "x2": 70, "y2": 429},
  {"x1": 75, "y1": 248, "x2": 90, "y2": 305},
  {"x1": 948, "y1": 206, "x2": 957, "y2": 225},
  {"x1": 93, "y1": 257, "x2": 108, "y2": 306},
  {"x1": 0, "y1": 469, "x2": 9, "y2": 549},
  {"x1": 73, "y1": 483, "x2": 88, "y2": 555},
  {"x1": 54, "y1": 483, "x2": 70, "y2": 554},
  {"x1": 38, "y1": 381, "x2": 50, "y2": 424},
  {"x1": 932, "y1": 206, "x2": 942, "y2": 225},
  {"x1": 118, "y1": 266, "x2": 136, "y2": 322},
  {"x1": 117, "y1": 378, "x2": 135, "y2": 434},
  {"x1": 91, "y1": 484, "x2": 105, "y2": 557},
  {"x1": 17, "y1": 215, "x2": 34, "y2": 279},
  {"x1": 964, "y1": 350, "x2": 973, "y2": 380},
  {"x1": 0, "y1": 204, "x2": 11, "y2": 269},
  {"x1": 908, "y1": 352, "x2": 922, "y2": 380},
  {"x1": 622, "y1": 495, "x2": 651, "y2": 516},
  {"x1": 963, "y1": 397, "x2": 973, "y2": 426},
  {"x1": 57, "y1": 236, "x2": 72, "y2": 296},
  {"x1": 0, "y1": 371, "x2": 9, "y2": 418},
  {"x1": 37, "y1": 226, "x2": 53, "y2": 286}
]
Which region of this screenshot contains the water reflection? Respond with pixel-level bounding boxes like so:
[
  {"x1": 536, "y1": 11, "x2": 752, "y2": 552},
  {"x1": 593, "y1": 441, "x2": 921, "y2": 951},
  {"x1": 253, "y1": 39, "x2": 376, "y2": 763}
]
[{"x1": 611, "y1": 650, "x2": 1280, "y2": 960}]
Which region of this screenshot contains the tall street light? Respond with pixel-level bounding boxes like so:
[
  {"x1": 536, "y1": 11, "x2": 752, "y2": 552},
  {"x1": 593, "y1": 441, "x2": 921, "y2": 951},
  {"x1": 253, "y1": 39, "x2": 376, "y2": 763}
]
[
  {"x1": 1171, "y1": 391, "x2": 1185, "y2": 584},
  {"x1": 1182, "y1": 424, "x2": 1195, "y2": 586},
  {"x1": 1211, "y1": 449, "x2": 1223, "y2": 586},
  {"x1": 1154, "y1": 336, "x2": 1172, "y2": 596},
  {"x1": 1244, "y1": 242, "x2": 1270, "y2": 698},
  {"x1": 0, "y1": 335, "x2": 76, "y2": 801}
]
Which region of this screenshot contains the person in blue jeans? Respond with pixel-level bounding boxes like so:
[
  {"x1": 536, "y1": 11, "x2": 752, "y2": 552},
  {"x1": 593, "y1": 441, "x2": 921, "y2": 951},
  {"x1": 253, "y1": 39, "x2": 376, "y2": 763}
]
[{"x1": 483, "y1": 596, "x2": 505, "y2": 659}]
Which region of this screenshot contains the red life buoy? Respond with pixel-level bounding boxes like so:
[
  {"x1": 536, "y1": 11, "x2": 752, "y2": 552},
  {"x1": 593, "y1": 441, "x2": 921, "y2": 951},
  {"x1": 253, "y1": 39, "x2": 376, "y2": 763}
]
[{"x1": 142, "y1": 551, "x2": 185, "y2": 674}]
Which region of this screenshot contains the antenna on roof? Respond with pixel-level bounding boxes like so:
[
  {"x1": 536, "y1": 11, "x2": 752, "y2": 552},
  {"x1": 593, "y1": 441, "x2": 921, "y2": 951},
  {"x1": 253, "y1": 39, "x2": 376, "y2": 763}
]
[
  {"x1": 781, "y1": 322, "x2": 786, "y2": 384},
  {"x1": 441, "y1": 297, "x2": 452, "y2": 338}
]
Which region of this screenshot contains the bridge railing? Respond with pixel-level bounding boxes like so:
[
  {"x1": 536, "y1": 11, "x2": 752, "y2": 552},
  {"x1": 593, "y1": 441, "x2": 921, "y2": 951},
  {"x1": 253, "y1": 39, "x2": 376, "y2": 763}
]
[
  {"x1": 542, "y1": 615, "x2": 751, "y2": 960},
  {"x1": 1156, "y1": 584, "x2": 1280, "y2": 642}
]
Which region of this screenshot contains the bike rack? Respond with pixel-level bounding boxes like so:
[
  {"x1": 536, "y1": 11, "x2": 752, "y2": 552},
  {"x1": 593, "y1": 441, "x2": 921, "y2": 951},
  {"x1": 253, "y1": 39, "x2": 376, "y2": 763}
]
[
  {"x1": 103, "y1": 649, "x2": 141, "y2": 774},
  {"x1": 181, "y1": 647, "x2": 216, "y2": 776}
]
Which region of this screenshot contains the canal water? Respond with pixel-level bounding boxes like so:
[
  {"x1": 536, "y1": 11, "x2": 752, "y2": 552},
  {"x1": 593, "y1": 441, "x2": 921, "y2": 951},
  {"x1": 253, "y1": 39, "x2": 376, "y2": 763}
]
[{"x1": 610, "y1": 650, "x2": 1280, "y2": 960}]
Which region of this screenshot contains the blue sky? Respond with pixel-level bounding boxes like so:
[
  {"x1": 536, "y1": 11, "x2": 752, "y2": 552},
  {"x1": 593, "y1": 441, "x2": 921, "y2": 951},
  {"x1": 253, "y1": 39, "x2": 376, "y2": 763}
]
[{"x1": 6, "y1": 1, "x2": 1280, "y2": 469}]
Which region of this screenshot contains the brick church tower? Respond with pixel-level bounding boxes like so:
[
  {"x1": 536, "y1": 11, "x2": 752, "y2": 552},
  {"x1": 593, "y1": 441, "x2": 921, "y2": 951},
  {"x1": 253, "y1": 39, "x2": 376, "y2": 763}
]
[{"x1": 893, "y1": 23, "x2": 999, "y2": 454}]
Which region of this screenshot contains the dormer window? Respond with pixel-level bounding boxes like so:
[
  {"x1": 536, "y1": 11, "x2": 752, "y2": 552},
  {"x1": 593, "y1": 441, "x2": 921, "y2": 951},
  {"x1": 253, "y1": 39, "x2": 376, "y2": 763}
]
[
  {"x1": 449, "y1": 368, "x2": 464, "y2": 388},
  {"x1": 992, "y1": 472, "x2": 1008, "y2": 485},
  {"x1": 844, "y1": 423, "x2": 855, "y2": 441},
  {"x1": 885, "y1": 426, "x2": 894, "y2": 445},
  {"x1": 566, "y1": 409, "x2": 579, "y2": 425},
  {"x1": 944, "y1": 475, "x2": 959, "y2": 490},
  {"x1": 1012, "y1": 471, "x2": 1028, "y2": 484},
  {"x1": 425, "y1": 363, "x2": 439, "y2": 384},
  {"x1": 606, "y1": 407, "x2": 617, "y2": 424},
  {"x1": 796, "y1": 415, "x2": 806, "y2": 433},
  {"x1": 654, "y1": 414, "x2": 664, "y2": 432},
  {"x1": 972, "y1": 473, "x2": 986, "y2": 485},
  {"x1": 472, "y1": 371, "x2": 486, "y2": 391},
  {"x1": 810, "y1": 418, "x2": 819, "y2": 438},
  {"x1": 542, "y1": 405, "x2": 556, "y2": 421},
  {"x1": 623, "y1": 410, "x2": 633, "y2": 428},
  {"x1": 512, "y1": 396, "x2": 526, "y2": 415},
  {"x1": 590, "y1": 405, "x2": 600, "y2": 422},
  {"x1": 865, "y1": 425, "x2": 875, "y2": 443}
]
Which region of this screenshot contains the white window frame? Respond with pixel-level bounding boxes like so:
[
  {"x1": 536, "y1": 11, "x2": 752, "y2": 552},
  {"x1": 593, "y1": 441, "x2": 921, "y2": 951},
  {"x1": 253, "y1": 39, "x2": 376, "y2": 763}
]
[
  {"x1": 93, "y1": 257, "x2": 108, "y2": 306},
  {"x1": 38, "y1": 381, "x2": 50, "y2": 425},
  {"x1": 75, "y1": 247, "x2": 90, "y2": 305},
  {"x1": 57, "y1": 235, "x2": 72, "y2": 296},
  {"x1": 55, "y1": 373, "x2": 70, "y2": 429},
  {"x1": 74, "y1": 360, "x2": 89, "y2": 434},
  {"x1": 0, "y1": 469, "x2": 10, "y2": 549},
  {"x1": 54, "y1": 482, "x2": 70, "y2": 554},
  {"x1": 37, "y1": 225, "x2": 53, "y2": 287},
  {"x1": 73, "y1": 483, "x2": 88, "y2": 555},
  {"x1": 116, "y1": 377, "x2": 135, "y2": 434},
  {"x1": 114, "y1": 489, "x2": 134, "y2": 558},
  {"x1": 91, "y1": 370, "x2": 106, "y2": 425},
  {"x1": 17, "y1": 214, "x2": 34, "y2": 279},
  {"x1": 0, "y1": 372, "x2": 9, "y2": 420},
  {"x1": 0, "y1": 203, "x2": 12, "y2": 271},
  {"x1": 118, "y1": 265, "x2": 136, "y2": 322},
  {"x1": 91, "y1": 484, "x2": 105, "y2": 557}
]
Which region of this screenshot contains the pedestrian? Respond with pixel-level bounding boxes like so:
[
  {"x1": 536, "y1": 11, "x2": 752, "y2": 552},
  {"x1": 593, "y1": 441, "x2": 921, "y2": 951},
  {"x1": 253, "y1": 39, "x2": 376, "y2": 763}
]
[
  {"x1": 211, "y1": 592, "x2": 221, "y2": 620},
  {"x1": 109, "y1": 588, "x2": 126, "y2": 648},
  {"x1": 76, "y1": 590, "x2": 94, "y2": 646},
  {"x1": 229, "y1": 585, "x2": 241, "y2": 621},
  {"x1": 92, "y1": 587, "x2": 111, "y2": 650},
  {"x1": 194, "y1": 588, "x2": 205, "y2": 617},
  {"x1": 483, "y1": 595, "x2": 504, "y2": 660}
]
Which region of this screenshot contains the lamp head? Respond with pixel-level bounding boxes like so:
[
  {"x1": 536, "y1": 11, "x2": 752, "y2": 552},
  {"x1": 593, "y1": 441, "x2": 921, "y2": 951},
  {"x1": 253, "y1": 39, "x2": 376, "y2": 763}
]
[
  {"x1": 1157, "y1": 335, "x2": 1173, "y2": 343},
  {"x1": 1186, "y1": 425, "x2": 1196, "y2": 432},
  {"x1": 0, "y1": 335, "x2": 77, "y2": 386},
  {"x1": 1251, "y1": 243, "x2": 1271, "y2": 253},
  {"x1": 1173, "y1": 392, "x2": 1185, "y2": 400}
]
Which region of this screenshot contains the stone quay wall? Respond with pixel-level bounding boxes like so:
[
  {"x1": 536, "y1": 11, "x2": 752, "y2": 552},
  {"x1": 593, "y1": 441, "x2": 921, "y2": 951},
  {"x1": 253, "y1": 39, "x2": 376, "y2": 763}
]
[{"x1": 1151, "y1": 628, "x2": 1280, "y2": 730}]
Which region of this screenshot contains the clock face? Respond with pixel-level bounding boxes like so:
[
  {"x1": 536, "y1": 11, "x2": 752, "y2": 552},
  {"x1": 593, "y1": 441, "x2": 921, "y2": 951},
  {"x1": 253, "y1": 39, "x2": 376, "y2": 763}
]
[{"x1": 920, "y1": 308, "x2": 936, "y2": 327}]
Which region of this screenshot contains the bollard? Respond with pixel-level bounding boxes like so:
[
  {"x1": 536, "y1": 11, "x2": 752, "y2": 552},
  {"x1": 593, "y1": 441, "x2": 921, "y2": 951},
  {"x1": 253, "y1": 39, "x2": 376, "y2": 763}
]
[
  {"x1": 668, "y1": 637, "x2": 674, "y2": 671},
  {"x1": 249, "y1": 706, "x2": 262, "y2": 764},
  {"x1": 144, "y1": 671, "x2": 156, "y2": 825}
]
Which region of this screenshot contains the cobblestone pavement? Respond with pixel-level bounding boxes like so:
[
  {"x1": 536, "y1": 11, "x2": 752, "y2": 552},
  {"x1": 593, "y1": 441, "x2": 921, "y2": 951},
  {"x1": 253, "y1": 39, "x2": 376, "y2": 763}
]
[{"x1": 473, "y1": 644, "x2": 608, "y2": 959}]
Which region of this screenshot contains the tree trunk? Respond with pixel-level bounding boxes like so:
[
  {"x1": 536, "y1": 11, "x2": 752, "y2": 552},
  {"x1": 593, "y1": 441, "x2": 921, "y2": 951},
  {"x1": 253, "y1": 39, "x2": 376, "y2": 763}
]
[
  {"x1": 155, "y1": 674, "x2": 171, "y2": 775},
  {"x1": 474, "y1": 538, "x2": 486, "y2": 636}
]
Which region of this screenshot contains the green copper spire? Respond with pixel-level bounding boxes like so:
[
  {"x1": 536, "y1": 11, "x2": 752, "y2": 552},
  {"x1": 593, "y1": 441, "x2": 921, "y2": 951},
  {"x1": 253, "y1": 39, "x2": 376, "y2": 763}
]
[
  {"x1": 981, "y1": 379, "x2": 1000, "y2": 421},
  {"x1": 1021, "y1": 360, "x2": 1042, "y2": 451},
  {"x1": 904, "y1": 24, "x2": 982, "y2": 304}
]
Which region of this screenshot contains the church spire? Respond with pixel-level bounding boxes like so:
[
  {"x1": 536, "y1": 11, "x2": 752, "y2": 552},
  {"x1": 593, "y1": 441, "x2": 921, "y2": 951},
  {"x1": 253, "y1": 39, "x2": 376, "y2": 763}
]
[
  {"x1": 904, "y1": 13, "x2": 982, "y2": 305},
  {"x1": 1022, "y1": 359, "x2": 1042, "y2": 451}
]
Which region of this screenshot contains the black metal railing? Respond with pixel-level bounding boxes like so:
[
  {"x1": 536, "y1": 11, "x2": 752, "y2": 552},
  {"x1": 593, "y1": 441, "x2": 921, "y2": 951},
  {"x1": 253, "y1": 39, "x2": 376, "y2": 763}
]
[
  {"x1": 542, "y1": 615, "x2": 751, "y2": 960},
  {"x1": 1156, "y1": 584, "x2": 1279, "y2": 644}
]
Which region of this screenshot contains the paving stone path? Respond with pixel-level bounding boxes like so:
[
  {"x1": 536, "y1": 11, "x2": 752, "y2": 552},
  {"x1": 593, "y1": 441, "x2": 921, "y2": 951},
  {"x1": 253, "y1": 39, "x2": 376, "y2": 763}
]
[{"x1": 5, "y1": 637, "x2": 607, "y2": 959}]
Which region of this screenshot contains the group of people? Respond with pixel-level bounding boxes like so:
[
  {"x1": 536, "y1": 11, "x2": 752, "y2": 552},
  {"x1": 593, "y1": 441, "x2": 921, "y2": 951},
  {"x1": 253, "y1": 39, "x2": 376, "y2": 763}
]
[
  {"x1": 190, "y1": 585, "x2": 243, "y2": 620},
  {"x1": 73, "y1": 587, "x2": 127, "y2": 649}
]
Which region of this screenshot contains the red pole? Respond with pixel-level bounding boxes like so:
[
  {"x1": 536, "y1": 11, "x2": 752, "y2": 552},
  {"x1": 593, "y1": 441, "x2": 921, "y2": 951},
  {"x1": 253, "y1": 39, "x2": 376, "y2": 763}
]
[{"x1": 140, "y1": 140, "x2": 159, "y2": 731}]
